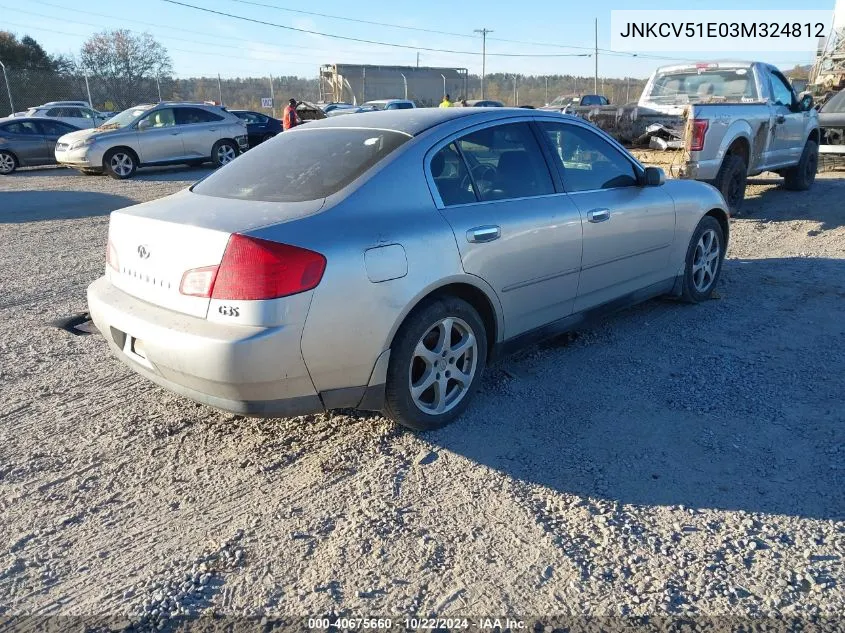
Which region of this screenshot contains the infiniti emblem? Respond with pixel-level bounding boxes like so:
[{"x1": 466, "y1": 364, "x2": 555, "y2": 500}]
[{"x1": 137, "y1": 245, "x2": 150, "y2": 259}]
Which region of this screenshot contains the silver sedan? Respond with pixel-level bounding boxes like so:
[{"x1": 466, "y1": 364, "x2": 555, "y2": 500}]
[{"x1": 87, "y1": 108, "x2": 730, "y2": 430}]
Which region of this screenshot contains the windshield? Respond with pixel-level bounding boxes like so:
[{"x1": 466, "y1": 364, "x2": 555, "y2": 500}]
[
  {"x1": 101, "y1": 105, "x2": 155, "y2": 129},
  {"x1": 821, "y1": 90, "x2": 845, "y2": 114},
  {"x1": 549, "y1": 96, "x2": 579, "y2": 107},
  {"x1": 192, "y1": 128, "x2": 410, "y2": 202},
  {"x1": 645, "y1": 69, "x2": 759, "y2": 103}
]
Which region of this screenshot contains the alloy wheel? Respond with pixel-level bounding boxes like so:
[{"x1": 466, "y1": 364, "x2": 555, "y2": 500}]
[
  {"x1": 691, "y1": 228, "x2": 721, "y2": 293},
  {"x1": 409, "y1": 317, "x2": 478, "y2": 415},
  {"x1": 0, "y1": 153, "x2": 15, "y2": 174},
  {"x1": 110, "y1": 153, "x2": 134, "y2": 177},
  {"x1": 217, "y1": 144, "x2": 236, "y2": 165}
]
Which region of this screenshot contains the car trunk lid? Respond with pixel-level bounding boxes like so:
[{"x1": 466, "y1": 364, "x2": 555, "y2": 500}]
[{"x1": 106, "y1": 190, "x2": 325, "y2": 317}]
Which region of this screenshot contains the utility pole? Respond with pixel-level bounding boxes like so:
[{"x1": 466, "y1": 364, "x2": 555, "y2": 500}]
[
  {"x1": 269, "y1": 74, "x2": 275, "y2": 118},
  {"x1": 474, "y1": 28, "x2": 492, "y2": 99},
  {"x1": 416, "y1": 52, "x2": 420, "y2": 68},
  {"x1": 217, "y1": 73, "x2": 223, "y2": 105},
  {"x1": 0, "y1": 60, "x2": 13, "y2": 113},
  {"x1": 84, "y1": 74, "x2": 93, "y2": 108},
  {"x1": 544, "y1": 76, "x2": 548, "y2": 105},
  {"x1": 594, "y1": 18, "x2": 598, "y2": 94}
]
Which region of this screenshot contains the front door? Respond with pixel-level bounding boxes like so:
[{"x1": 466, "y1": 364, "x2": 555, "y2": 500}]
[
  {"x1": 136, "y1": 108, "x2": 185, "y2": 163},
  {"x1": 428, "y1": 121, "x2": 583, "y2": 339},
  {"x1": 767, "y1": 70, "x2": 805, "y2": 166},
  {"x1": 536, "y1": 121, "x2": 676, "y2": 312},
  {"x1": 34, "y1": 119, "x2": 78, "y2": 157}
]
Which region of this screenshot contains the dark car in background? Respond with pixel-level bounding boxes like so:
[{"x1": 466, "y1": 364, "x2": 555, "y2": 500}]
[
  {"x1": 230, "y1": 110, "x2": 283, "y2": 148},
  {"x1": 465, "y1": 100, "x2": 504, "y2": 107},
  {"x1": 0, "y1": 117, "x2": 80, "y2": 174}
]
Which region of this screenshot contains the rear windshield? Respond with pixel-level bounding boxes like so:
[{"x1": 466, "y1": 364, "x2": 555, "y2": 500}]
[
  {"x1": 192, "y1": 128, "x2": 410, "y2": 202},
  {"x1": 646, "y1": 69, "x2": 759, "y2": 103}
]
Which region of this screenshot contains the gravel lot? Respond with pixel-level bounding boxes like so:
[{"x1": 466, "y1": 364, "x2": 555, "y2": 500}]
[{"x1": 1, "y1": 163, "x2": 843, "y2": 626}]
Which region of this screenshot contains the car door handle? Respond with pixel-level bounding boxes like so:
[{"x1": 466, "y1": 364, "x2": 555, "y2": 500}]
[
  {"x1": 775, "y1": 114, "x2": 785, "y2": 124},
  {"x1": 587, "y1": 208, "x2": 611, "y2": 223},
  {"x1": 467, "y1": 226, "x2": 501, "y2": 243}
]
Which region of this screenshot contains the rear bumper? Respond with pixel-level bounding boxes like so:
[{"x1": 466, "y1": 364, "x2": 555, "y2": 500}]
[
  {"x1": 86, "y1": 276, "x2": 324, "y2": 417},
  {"x1": 680, "y1": 158, "x2": 721, "y2": 181}
]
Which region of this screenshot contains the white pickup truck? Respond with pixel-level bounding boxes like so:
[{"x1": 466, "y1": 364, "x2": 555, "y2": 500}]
[{"x1": 581, "y1": 61, "x2": 821, "y2": 214}]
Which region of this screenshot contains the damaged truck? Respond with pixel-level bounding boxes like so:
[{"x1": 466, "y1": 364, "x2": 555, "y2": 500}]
[{"x1": 570, "y1": 62, "x2": 820, "y2": 214}]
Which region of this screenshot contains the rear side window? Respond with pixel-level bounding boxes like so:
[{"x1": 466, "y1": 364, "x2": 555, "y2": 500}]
[
  {"x1": 46, "y1": 108, "x2": 62, "y2": 117},
  {"x1": 192, "y1": 128, "x2": 410, "y2": 202},
  {"x1": 455, "y1": 122, "x2": 555, "y2": 201},
  {"x1": 176, "y1": 107, "x2": 224, "y2": 124},
  {"x1": 395, "y1": 103, "x2": 414, "y2": 110}
]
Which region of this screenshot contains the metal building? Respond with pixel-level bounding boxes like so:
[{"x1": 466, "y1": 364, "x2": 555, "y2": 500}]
[{"x1": 319, "y1": 64, "x2": 469, "y2": 107}]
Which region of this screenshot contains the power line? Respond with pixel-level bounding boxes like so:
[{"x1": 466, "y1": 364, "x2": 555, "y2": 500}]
[{"x1": 158, "y1": 0, "x2": 590, "y2": 58}]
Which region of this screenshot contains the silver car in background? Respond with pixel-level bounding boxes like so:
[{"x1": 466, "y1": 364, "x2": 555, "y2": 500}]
[
  {"x1": 55, "y1": 102, "x2": 248, "y2": 178},
  {"x1": 87, "y1": 108, "x2": 729, "y2": 431}
]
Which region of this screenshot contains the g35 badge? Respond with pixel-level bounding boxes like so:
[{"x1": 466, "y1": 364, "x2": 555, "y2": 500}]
[{"x1": 218, "y1": 305, "x2": 240, "y2": 317}]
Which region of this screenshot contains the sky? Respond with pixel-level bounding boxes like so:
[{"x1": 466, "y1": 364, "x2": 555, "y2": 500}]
[{"x1": 1, "y1": 0, "x2": 838, "y2": 79}]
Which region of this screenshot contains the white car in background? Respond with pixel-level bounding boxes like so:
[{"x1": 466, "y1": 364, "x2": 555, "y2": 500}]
[{"x1": 22, "y1": 103, "x2": 108, "y2": 129}]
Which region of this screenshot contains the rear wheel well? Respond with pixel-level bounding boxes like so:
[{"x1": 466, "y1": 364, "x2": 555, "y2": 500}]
[
  {"x1": 215, "y1": 138, "x2": 239, "y2": 150},
  {"x1": 706, "y1": 208, "x2": 730, "y2": 245},
  {"x1": 725, "y1": 137, "x2": 749, "y2": 166},
  {"x1": 808, "y1": 128, "x2": 820, "y2": 145},
  {"x1": 103, "y1": 146, "x2": 139, "y2": 167},
  {"x1": 393, "y1": 283, "x2": 498, "y2": 354}
]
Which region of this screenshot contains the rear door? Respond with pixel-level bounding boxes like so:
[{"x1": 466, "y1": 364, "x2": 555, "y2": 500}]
[
  {"x1": 0, "y1": 120, "x2": 49, "y2": 163},
  {"x1": 537, "y1": 120, "x2": 676, "y2": 312},
  {"x1": 136, "y1": 108, "x2": 185, "y2": 163},
  {"x1": 428, "y1": 120, "x2": 583, "y2": 338},
  {"x1": 176, "y1": 107, "x2": 226, "y2": 159}
]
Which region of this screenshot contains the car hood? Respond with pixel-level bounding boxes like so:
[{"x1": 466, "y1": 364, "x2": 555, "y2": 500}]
[{"x1": 58, "y1": 127, "x2": 127, "y2": 143}]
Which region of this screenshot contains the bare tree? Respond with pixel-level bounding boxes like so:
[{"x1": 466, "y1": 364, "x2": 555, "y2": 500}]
[{"x1": 79, "y1": 30, "x2": 172, "y2": 109}]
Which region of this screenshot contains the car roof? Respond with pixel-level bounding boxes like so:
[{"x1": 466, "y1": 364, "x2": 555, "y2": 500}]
[
  {"x1": 0, "y1": 116, "x2": 80, "y2": 126},
  {"x1": 291, "y1": 107, "x2": 567, "y2": 136}
]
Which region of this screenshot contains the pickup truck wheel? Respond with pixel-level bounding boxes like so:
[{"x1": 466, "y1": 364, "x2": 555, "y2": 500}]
[
  {"x1": 713, "y1": 154, "x2": 747, "y2": 216},
  {"x1": 783, "y1": 140, "x2": 818, "y2": 191},
  {"x1": 384, "y1": 297, "x2": 487, "y2": 432},
  {"x1": 681, "y1": 216, "x2": 725, "y2": 304}
]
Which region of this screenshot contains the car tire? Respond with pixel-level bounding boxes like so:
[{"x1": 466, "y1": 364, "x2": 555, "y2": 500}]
[
  {"x1": 0, "y1": 150, "x2": 17, "y2": 175},
  {"x1": 104, "y1": 148, "x2": 137, "y2": 179},
  {"x1": 783, "y1": 140, "x2": 818, "y2": 191},
  {"x1": 384, "y1": 296, "x2": 487, "y2": 431},
  {"x1": 212, "y1": 140, "x2": 238, "y2": 167},
  {"x1": 712, "y1": 153, "x2": 747, "y2": 216},
  {"x1": 680, "y1": 215, "x2": 725, "y2": 304}
]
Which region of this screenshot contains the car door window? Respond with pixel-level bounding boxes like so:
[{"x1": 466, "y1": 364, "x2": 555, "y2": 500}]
[
  {"x1": 539, "y1": 122, "x2": 639, "y2": 192},
  {"x1": 455, "y1": 122, "x2": 554, "y2": 201},
  {"x1": 430, "y1": 143, "x2": 476, "y2": 206},
  {"x1": 35, "y1": 120, "x2": 75, "y2": 135},
  {"x1": 769, "y1": 72, "x2": 795, "y2": 108},
  {"x1": 396, "y1": 103, "x2": 414, "y2": 109},
  {"x1": 2, "y1": 120, "x2": 40, "y2": 135},
  {"x1": 176, "y1": 107, "x2": 223, "y2": 125},
  {"x1": 141, "y1": 108, "x2": 176, "y2": 128}
]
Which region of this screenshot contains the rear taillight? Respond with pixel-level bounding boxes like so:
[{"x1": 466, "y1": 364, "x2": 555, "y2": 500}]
[
  {"x1": 179, "y1": 234, "x2": 326, "y2": 301},
  {"x1": 690, "y1": 119, "x2": 709, "y2": 152},
  {"x1": 106, "y1": 239, "x2": 119, "y2": 271}
]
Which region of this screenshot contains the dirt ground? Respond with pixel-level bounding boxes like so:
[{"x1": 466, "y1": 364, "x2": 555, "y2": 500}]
[{"x1": 1, "y1": 164, "x2": 843, "y2": 627}]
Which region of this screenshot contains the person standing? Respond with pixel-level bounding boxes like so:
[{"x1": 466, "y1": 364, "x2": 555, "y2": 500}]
[
  {"x1": 439, "y1": 94, "x2": 453, "y2": 108},
  {"x1": 283, "y1": 98, "x2": 301, "y2": 130}
]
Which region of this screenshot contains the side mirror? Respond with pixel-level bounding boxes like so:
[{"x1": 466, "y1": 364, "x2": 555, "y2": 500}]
[
  {"x1": 798, "y1": 92, "x2": 814, "y2": 112},
  {"x1": 644, "y1": 166, "x2": 665, "y2": 187},
  {"x1": 137, "y1": 119, "x2": 151, "y2": 131}
]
